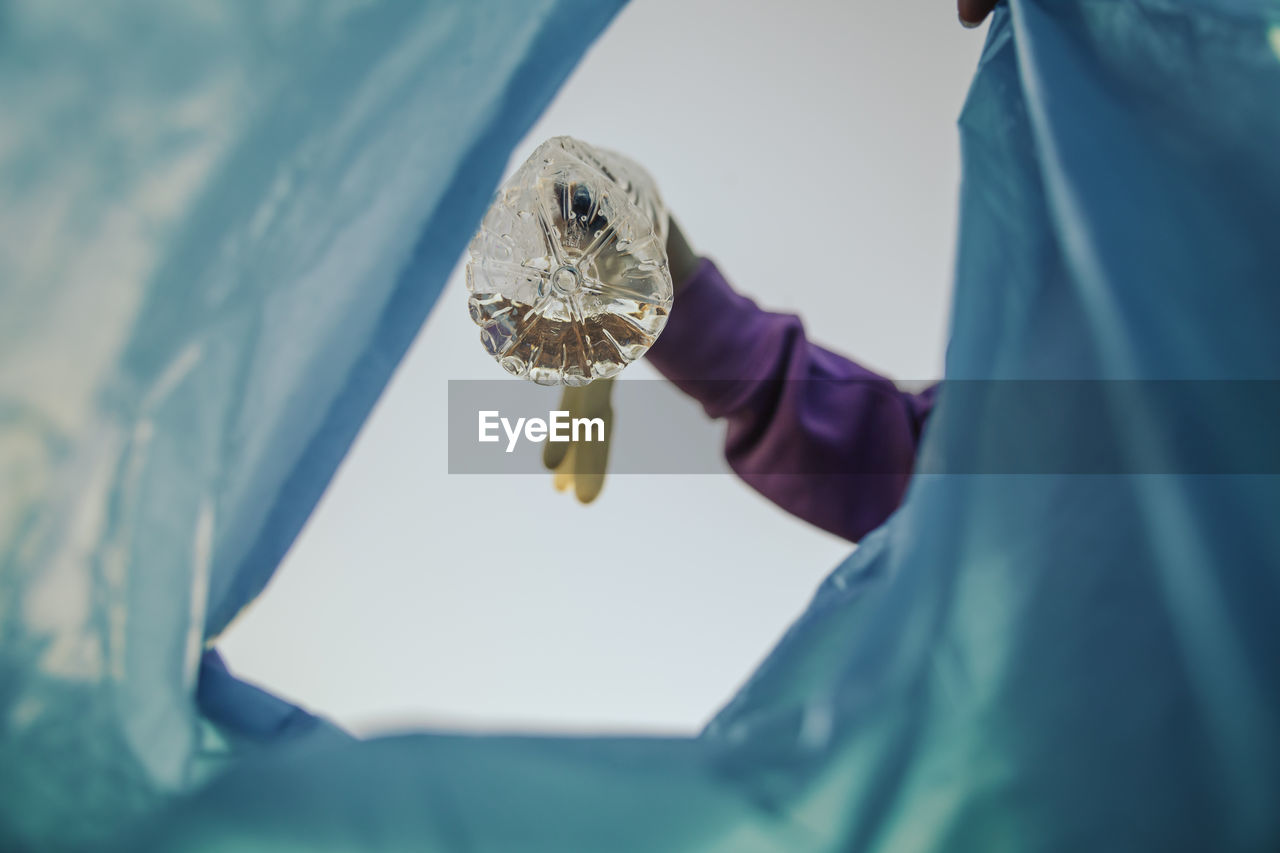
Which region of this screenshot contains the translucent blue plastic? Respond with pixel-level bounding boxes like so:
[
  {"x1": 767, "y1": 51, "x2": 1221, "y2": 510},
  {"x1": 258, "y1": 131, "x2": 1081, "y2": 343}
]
[
  {"x1": 0, "y1": 0, "x2": 623, "y2": 847},
  {"x1": 5, "y1": 0, "x2": 1280, "y2": 850}
]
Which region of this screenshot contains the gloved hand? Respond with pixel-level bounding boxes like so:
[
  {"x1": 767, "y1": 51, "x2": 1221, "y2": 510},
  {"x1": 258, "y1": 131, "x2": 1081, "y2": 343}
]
[
  {"x1": 543, "y1": 376, "x2": 614, "y2": 503},
  {"x1": 542, "y1": 215, "x2": 699, "y2": 504}
]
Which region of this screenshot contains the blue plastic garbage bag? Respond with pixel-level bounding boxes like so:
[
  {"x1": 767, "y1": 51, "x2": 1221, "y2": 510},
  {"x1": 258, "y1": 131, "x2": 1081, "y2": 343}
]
[
  {"x1": 6, "y1": 0, "x2": 1280, "y2": 850},
  {"x1": 0, "y1": 0, "x2": 623, "y2": 847},
  {"x1": 132, "y1": 0, "x2": 1280, "y2": 850}
]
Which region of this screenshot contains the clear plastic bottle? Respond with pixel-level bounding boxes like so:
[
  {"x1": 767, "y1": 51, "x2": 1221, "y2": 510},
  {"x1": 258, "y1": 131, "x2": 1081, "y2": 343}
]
[{"x1": 466, "y1": 136, "x2": 672, "y2": 385}]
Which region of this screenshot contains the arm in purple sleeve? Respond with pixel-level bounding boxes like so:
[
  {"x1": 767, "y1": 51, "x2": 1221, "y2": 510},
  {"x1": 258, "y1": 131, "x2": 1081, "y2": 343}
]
[{"x1": 644, "y1": 258, "x2": 935, "y2": 544}]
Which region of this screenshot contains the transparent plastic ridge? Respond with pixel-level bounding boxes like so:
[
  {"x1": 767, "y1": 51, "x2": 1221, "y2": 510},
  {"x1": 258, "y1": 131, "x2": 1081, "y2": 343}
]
[{"x1": 466, "y1": 136, "x2": 673, "y2": 385}]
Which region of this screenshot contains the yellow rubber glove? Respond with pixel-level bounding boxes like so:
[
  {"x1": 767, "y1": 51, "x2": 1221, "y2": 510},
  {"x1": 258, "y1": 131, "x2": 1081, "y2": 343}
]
[
  {"x1": 540, "y1": 217, "x2": 698, "y2": 504},
  {"x1": 542, "y1": 377, "x2": 615, "y2": 504}
]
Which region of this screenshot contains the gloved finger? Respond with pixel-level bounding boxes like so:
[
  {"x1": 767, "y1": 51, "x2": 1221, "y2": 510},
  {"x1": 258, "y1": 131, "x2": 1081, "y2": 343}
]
[
  {"x1": 542, "y1": 386, "x2": 578, "y2": 470},
  {"x1": 572, "y1": 405, "x2": 612, "y2": 504},
  {"x1": 577, "y1": 376, "x2": 614, "y2": 419},
  {"x1": 553, "y1": 443, "x2": 576, "y2": 493},
  {"x1": 543, "y1": 428, "x2": 571, "y2": 470}
]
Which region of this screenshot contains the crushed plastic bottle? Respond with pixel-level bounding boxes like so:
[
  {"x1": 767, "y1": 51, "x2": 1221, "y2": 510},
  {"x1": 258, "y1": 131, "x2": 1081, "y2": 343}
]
[{"x1": 466, "y1": 136, "x2": 672, "y2": 385}]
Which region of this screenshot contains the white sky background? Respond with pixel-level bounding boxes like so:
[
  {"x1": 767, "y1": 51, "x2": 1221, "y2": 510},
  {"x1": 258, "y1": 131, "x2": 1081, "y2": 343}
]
[{"x1": 218, "y1": 0, "x2": 986, "y2": 736}]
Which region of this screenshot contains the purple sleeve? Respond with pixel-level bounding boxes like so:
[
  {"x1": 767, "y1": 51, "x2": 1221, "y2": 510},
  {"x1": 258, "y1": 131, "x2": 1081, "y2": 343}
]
[{"x1": 644, "y1": 258, "x2": 935, "y2": 544}]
